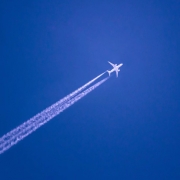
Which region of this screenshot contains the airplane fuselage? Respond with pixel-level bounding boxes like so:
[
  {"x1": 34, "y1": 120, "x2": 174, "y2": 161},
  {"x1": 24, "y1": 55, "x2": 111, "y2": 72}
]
[
  {"x1": 108, "y1": 64, "x2": 121, "y2": 73},
  {"x1": 107, "y1": 62, "x2": 123, "y2": 77}
]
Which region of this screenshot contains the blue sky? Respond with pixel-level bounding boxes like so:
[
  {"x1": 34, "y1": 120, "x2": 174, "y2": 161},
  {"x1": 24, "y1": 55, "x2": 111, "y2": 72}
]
[{"x1": 0, "y1": 0, "x2": 180, "y2": 179}]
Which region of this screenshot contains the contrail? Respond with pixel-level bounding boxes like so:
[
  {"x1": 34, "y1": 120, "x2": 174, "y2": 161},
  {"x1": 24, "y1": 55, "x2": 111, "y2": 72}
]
[
  {"x1": 0, "y1": 77, "x2": 108, "y2": 154},
  {"x1": 0, "y1": 72, "x2": 105, "y2": 151}
]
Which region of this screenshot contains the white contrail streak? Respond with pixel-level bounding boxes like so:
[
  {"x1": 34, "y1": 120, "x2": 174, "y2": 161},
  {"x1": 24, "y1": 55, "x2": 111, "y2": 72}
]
[
  {"x1": 0, "y1": 72, "x2": 105, "y2": 150},
  {"x1": 0, "y1": 77, "x2": 108, "y2": 154}
]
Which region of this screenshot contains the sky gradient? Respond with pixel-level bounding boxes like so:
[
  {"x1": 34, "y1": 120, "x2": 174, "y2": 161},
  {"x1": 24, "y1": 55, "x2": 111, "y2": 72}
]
[{"x1": 0, "y1": 0, "x2": 180, "y2": 179}]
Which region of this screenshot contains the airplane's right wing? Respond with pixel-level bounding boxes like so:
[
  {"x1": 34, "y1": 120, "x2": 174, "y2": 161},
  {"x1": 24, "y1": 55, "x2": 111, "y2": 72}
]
[{"x1": 108, "y1": 61, "x2": 115, "y2": 68}]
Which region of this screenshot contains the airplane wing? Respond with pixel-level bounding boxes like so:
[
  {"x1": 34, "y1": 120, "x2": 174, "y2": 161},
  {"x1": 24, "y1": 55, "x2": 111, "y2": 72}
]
[
  {"x1": 116, "y1": 70, "x2": 118, "y2": 77},
  {"x1": 108, "y1": 61, "x2": 115, "y2": 68}
]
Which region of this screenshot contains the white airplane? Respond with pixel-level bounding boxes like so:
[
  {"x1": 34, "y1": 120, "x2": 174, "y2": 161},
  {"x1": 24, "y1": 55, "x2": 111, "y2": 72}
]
[{"x1": 107, "y1": 61, "x2": 123, "y2": 77}]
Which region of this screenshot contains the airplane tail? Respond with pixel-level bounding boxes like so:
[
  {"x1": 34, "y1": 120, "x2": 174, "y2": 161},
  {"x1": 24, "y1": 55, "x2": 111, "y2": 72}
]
[{"x1": 107, "y1": 70, "x2": 111, "y2": 76}]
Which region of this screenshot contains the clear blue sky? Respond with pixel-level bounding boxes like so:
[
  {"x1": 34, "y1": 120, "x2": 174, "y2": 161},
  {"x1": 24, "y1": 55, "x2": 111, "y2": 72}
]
[{"x1": 0, "y1": 0, "x2": 180, "y2": 179}]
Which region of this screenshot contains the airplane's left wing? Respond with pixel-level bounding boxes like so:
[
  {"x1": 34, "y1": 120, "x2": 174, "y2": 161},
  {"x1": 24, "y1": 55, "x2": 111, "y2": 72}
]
[{"x1": 116, "y1": 71, "x2": 118, "y2": 77}]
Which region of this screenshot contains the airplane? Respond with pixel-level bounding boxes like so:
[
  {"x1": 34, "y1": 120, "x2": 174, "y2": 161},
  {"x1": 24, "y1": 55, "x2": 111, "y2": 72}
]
[{"x1": 107, "y1": 61, "x2": 123, "y2": 77}]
